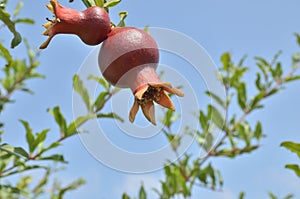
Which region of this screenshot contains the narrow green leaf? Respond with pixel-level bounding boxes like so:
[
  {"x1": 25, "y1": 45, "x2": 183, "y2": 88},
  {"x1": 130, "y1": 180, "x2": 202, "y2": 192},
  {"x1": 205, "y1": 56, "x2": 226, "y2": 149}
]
[
  {"x1": 94, "y1": 91, "x2": 109, "y2": 110},
  {"x1": 250, "y1": 91, "x2": 265, "y2": 110},
  {"x1": 58, "y1": 178, "x2": 86, "y2": 199},
  {"x1": 19, "y1": 119, "x2": 35, "y2": 153},
  {"x1": 97, "y1": 112, "x2": 124, "y2": 122},
  {"x1": 14, "y1": 18, "x2": 34, "y2": 24},
  {"x1": 255, "y1": 73, "x2": 263, "y2": 90},
  {"x1": 38, "y1": 154, "x2": 67, "y2": 163},
  {"x1": 94, "y1": 0, "x2": 105, "y2": 7},
  {"x1": 73, "y1": 75, "x2": 92, "y2": 111},
  {"x1": 122, "y1": 193, "x2": 131, "y2": 199},
  {"x1": 0, "y1": 9, "x2": 22, "y2": 48},
  {"x1": 0, "y1": 144, "x2": 28, "y2": 159},
  {"x1": 48, "y1": 107, "x2": 67, "y2": 136},
  {"x1": 281, "y1": 141, "x2": 300, "y2": 158},
  {"x1": 33, "y1": 129, "x2": 49, "y2": 151},
  {"x1": 268, "y1": 192, "x2": 277, "y2": 199},
  {"x1": 199, "y1": 110, "x2": 208, "y2": 131},
  {"x1": 284, "y1": 75, "x2": 300, "y2": 83},
  {"x1": 40, "y1": 142, "x2": 60, "y2": 154},
  {"x1": 66, "y1": 114, "x2": 95, "y2": 137},
  {"x1": 117, "y1": 11, "x2": 128, "y2": 27},
  {"x1": 283, "y1": 194, "x2": 294, "y2": 199},
  {"x1": 13, "y1": 2, "x2": 23, "y2": 17},
  {"x1": 139, "y1": 185, "x2": 147, "y2": 199},
  {"x1": 239, "y1": 192, "x2": 245, "y2": 199},
  {"x1": 221, "y1": 52, "x2": 231, "y2": 70},
  {"x1": 236, "y1": 82, "x2": 247, "y2": 110},
  {"x1": 254, "y1": 121, "x2": 263, "y2": 140},
  {"x1": 103, "y1": 0, "x2": 121, "y2": 8},
  {"x1": 205, "y1": 91, "x2": 226, "y2": 109},
  {"x1": 0, "y1": 42, "x2": 12, "y2": 63},
  {"x1": 88, "y1": 75, "x2": 110, "y2": 90},
  {"x1": 208, "y1": 105, "x2": 225, "y2": 130}
]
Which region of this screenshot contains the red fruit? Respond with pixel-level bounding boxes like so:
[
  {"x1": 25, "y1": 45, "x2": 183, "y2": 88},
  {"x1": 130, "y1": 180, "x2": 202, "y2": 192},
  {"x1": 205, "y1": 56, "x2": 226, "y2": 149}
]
[
  {"x1": 40, "y1": 0, "x2": 111, "y2": 49},
  {"x1": 98, "y1": 27, "x2": 184, "y2": 125}
]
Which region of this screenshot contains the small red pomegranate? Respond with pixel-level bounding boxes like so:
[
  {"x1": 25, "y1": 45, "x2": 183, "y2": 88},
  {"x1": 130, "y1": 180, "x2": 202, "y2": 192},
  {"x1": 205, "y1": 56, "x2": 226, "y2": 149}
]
[
  {"x1": 98, "y1": 27, "x2": 184, "y2": 125},
  {"x1": 40, "y1": 0, "x2": 111, "y2": 49},
  {"x1": 40, "y1": 0, "x2": 184, "y2": 125}
]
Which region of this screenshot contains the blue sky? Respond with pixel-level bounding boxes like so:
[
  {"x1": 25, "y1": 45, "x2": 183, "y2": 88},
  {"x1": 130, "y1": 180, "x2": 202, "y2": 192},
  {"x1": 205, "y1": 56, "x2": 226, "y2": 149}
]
[{"x1": 1, "y1": 0, "x2": 300, "y2": 198}]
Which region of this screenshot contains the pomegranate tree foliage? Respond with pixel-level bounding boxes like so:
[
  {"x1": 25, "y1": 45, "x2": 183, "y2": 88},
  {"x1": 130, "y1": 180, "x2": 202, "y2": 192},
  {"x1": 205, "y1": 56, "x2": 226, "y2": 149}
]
[{"x1": 0, "y1": 0, "x2": 300, "y2": 199}]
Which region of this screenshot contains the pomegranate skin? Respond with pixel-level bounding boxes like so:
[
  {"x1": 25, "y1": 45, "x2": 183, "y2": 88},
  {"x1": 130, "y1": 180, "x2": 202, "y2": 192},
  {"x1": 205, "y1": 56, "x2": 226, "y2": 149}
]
[
  {"x1": 40, "y1": 0, "x2": 111, "y2": 49},
  {"x1": 98, "y1": 27, "x2": 159, "y2": 88}
]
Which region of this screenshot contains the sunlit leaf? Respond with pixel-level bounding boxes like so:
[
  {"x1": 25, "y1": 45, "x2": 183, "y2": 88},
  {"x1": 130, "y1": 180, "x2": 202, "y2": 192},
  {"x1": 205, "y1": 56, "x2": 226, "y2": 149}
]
[
  {"x1": 48, "y1": 107, "x2": 67, "y2": 136},
  {"x1": 281, "y1": 141, "x2": 300, "y2": 158},
  {"x1": 117, "y1": 11, "x2": 128, "y2": 27},
  {"x1": 66, "y1": 114, "x2": 95, "y2": 137},
  {"x1": 19, "y1": 120, "x2": 35, "y2": 153},
  {"x1": 73, "y1": 75, "x2": 92, "y2": 112},
  {"x1": 0, "y1": 42, "x2": 12, "y2": 64},
  {"x1": 139, "y1": 185, "x2": 147, "y2": 199},
  {"x1": 38, "y1": 154, "x2": 67, "y2": 163},
  {"x1": 104, "y1": 0, "x2": 121, "y2": 9},
  {"x1": 13, "y1": 2, "x2": 23, "y2": 17},
  {"x1": 205, "y1": 91, "x2": 226, "y2": 109},
  {"x1": 14, "y1": 18, "x2": 34, "y2": 24},
  {"x1": 97, "y1": 112, "x2": 124, "y2": 122}
]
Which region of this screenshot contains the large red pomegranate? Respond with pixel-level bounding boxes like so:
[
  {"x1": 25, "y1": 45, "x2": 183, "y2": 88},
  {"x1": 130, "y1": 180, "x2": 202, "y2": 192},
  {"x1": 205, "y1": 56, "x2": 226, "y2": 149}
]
[
  {"x1": 98, "y1": 27, "x2": 184, "y2": 125},
  {"x1": 40, "y1": 0, "x2": 184, "y2": 125}
]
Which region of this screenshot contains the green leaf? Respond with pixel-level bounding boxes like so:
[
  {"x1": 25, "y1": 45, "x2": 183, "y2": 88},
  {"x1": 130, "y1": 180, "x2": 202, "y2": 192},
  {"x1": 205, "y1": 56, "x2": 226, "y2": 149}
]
[
  {"x1": 255, "y1": 73, "x2": 264, "y2": 90},
  {"x1": 285, "y1": 164, "x2": 300, "y2": 177},
  {"x1": 236, "y1": 82, "x2": 247, "y2": 110},
  {"x1": 283, "y1": 194, "x2": 294, "y2": 199},
  {"x1": 94, "y1": 0, "x2": 105, "y2": 7},
  {"x1": 14, "y1": 18, "x2": 34, "y2": 24},
  {"x1": 199, "y1": 110, "x2": 208, "y2": 131},
  {"x1": 38, "y1": 154, "x2": 67, "y2": 163},
  {"x1": 139, "y1": 185, "x2": 147, "y2": 199},
  {"x1": 221, "y1": 52, "x2": 231, "y2": 70},
  {"x1": 0, "y1": 42, "x2": 12, "y2": 64},
  {"x1": 13, "y1": 2, "x2": 23, "y2": 17},
  {"x1": 73, "y1": 75, "x2": 92, "y2": 112},
  {"x1": 250, "y1": 91, "x2": 265, "y2": 110},
  {"x1": 0, "y1": 144, "x2": 28, "y2": 159},
  {"x1": 0, "y1": 9, "x2": 22, "y2": 48},
  {"x1": 103, "y1": 0, "x2": 121, "y2": 8},
  {"x1": 97, "y1": 112, "x2": 124, "y2": 122},
  {"x1": 94, "y1": 91, "x2": 109, "y2": 110},
  {"x1": 208, "y1": 105, "x2": 225, "y2": 130},
  {"x1": 162, "y1": 109, "x2": 179, "y2": 128},
  {"x1": 58, "y1": 178, "x2": 86, "y2": 199},
  {"x1": 254, "y1": 121, "x2": 263, "y2": 140},
  {"x1": 33, "y1": 129, "x2": 49, "y2": 151},
  {"x1": 295, "y1": 33, "x2": 300, "y2": 47},
  {"x1": 40, "y1": 142, "x2": 60, "y2": 154},
  {"x1": 280, "y1": 141, "x2": 300, "y2": 158},
  {"x1": 19, "y1": 120, "x2": 35, "y2": 153},
  {"x1": 268, "y1": 192, "x2": 278, "y2": 199},
  {"x1": 205, "y1": 91, "x2": 226, "y2": 109},
  {"x1": 66, "y1": 114, "x2": 95, "y2": 137},
  {"x1": 239, "y1": 192, "x2": 245, "y2": 199},
  {"x1": 122, "y1": 193, "x2": 131, "y2": 199},
  {"x1": 81, "y1": 0, "x2": 95, "y2": 7},
  {"x1": 117, "y1": 11, "x2": 128, "y2": 27},
  {"x1": 284, "y1": 75, "x2": 300, "y2": 83},
  {"x1": 48, "y1": 107, "x2": 67, "y2": 136},
  {"x1": 88, "y1": 75, "x2": 110, "y2": 90}
]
